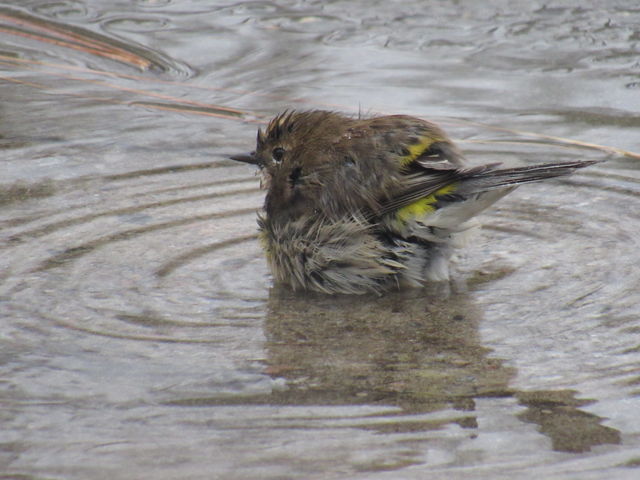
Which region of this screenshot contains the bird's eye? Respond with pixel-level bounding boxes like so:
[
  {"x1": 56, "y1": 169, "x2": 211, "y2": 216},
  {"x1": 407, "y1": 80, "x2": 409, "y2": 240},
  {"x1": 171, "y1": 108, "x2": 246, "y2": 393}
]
[{"x1": 272, "y1": 147, "x2": 285, "y2": 162}]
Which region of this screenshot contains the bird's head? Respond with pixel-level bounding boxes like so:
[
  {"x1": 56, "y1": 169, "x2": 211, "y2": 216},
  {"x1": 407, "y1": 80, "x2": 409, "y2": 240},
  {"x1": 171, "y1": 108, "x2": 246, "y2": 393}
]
[{"x1": 231, "y1": 110, "x2": 345, "y2": 222}]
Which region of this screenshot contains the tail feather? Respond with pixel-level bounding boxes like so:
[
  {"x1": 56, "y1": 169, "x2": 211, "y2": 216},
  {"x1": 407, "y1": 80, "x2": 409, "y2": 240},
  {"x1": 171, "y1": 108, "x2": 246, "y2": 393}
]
[
  {"x1": 426, "y1": 159, "x2": 600, "y2": 230},
  {"x1": 376, "y1": 159, "x2": 599, "y2": 220},
  {"x1": 460, "y1": 159, "x2": 599, "y2": 193},
  {"x1": 381, "y1": 159, "x2": 599, "y2": 240}
]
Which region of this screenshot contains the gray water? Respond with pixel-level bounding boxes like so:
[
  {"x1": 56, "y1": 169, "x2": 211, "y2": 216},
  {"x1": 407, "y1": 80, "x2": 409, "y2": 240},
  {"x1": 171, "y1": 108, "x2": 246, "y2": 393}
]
[{"x1": 1, "y1": 1, "x2": 640, "y2": 479}]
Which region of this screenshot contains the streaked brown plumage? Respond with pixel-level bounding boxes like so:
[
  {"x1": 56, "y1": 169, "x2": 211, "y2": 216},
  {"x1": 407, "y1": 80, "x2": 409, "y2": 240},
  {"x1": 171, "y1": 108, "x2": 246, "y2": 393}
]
[{"x1": 231, "y1": 110, "x2": 596, "y2": 294}]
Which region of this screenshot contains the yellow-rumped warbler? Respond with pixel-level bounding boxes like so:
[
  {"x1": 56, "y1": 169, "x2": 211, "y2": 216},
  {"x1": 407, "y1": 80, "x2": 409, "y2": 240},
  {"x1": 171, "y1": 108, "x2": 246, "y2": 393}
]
[{"x1": 231, "y1": 110, "x2": 597, "y2": 294}]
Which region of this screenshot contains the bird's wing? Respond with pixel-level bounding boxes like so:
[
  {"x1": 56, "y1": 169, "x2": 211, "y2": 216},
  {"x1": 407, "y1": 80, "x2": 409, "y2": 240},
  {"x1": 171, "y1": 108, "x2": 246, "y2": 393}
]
[
  {"x1": 373, "y1": 160, "x2": 598, "y2": 220},
  {"x1": 373, "y1": 165, "x2": 491, "y2": 219}
]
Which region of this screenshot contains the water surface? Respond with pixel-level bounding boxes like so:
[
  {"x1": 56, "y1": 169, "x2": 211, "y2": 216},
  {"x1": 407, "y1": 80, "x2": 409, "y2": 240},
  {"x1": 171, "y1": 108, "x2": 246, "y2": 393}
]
[{"x1": 1, "y1": 1, "x2": 640, "y2": 479}]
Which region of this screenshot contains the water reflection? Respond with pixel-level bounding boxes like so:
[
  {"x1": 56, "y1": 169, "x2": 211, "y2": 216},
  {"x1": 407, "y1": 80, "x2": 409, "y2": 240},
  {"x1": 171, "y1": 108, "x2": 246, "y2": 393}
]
[
  {"x1": 249, "y1": 287, "x2": 619, "y2": 453},
  {"x1": 0, "y1": 179, "x2": 55, "y2": 207},
  {"x1": 264, "y1": 287, "x2": 512, "y2": 412},
  {"x1": 516, "y1": 390, "x2": 620, "y2": 453},
  {"x1": 0, "y1": 5, "x2": 192, "y2": 76}
]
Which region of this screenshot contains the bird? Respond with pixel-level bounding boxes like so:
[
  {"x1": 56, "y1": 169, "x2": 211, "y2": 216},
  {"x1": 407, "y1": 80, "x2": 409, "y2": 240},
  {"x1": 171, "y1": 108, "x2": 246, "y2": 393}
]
[{"x1": 230, "y1": 110, "x2": 597, "y2": 295}]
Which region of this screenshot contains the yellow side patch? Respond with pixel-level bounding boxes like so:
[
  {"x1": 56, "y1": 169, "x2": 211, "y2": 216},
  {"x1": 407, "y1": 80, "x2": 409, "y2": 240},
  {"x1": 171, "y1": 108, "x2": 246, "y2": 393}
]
[
  {"x1": 396, "y1": 183, "x2": 457, "y2": 223},
  {"x1": 399, "y1": 135, "x2": 442, "y2": 167}
]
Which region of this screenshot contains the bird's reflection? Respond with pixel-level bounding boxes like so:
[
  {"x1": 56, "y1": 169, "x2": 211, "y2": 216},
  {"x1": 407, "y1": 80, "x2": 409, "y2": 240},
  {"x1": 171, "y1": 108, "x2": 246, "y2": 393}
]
[
  {"x1": 262, "y1": 285, "x2": 620, "y2": 453},
  {"x1": 264, "y1": 286, "x2": 511, "y2": 413},
  {"x1": 516, "y1": 390, "x2": 620, "y2": 453}
]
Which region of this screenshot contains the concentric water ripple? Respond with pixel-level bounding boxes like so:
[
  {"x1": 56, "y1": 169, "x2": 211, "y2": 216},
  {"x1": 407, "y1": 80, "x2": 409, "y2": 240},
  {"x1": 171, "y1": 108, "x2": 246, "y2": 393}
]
[
  {"x1": 1, "y1": 161, "x2": 266, "y2": 342},
  {"x1": 2, "y1": 134, "x2": 640, "y2": 479}
]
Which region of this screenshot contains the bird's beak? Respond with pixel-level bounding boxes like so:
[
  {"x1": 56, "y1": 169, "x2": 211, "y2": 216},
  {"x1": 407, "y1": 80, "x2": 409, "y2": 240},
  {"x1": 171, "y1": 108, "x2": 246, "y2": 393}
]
[{"x1": 230, "y1": 152, "x2": 260, "y2": 165}]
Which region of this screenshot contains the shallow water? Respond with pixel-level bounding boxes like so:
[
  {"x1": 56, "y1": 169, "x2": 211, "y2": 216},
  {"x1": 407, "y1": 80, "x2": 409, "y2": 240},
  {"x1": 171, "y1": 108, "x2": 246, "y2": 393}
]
[{"x1": 1, "y1": 1, "x2": 640, "y2": 479}]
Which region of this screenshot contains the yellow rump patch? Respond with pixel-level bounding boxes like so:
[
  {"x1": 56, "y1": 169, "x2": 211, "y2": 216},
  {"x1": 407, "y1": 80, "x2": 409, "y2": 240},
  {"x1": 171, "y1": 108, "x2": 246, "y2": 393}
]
[{"x1": 396, "y1": 183, "x2": 458, "y2": 223}]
